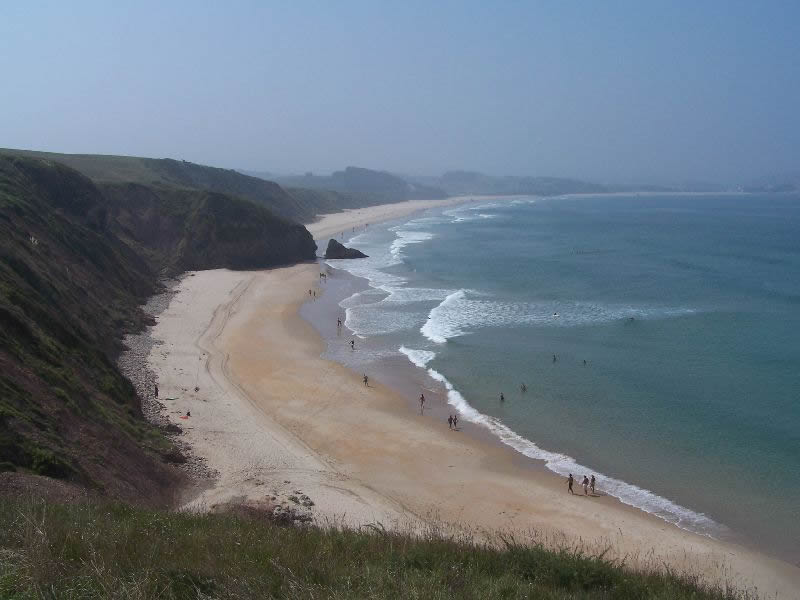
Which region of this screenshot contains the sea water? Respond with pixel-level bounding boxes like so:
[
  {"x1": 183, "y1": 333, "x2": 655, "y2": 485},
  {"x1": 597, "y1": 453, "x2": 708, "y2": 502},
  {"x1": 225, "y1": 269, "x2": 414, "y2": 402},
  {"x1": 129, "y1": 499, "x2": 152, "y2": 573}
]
[{"x1": 322, "y1": 193, "x2": 800, "y2": 561}]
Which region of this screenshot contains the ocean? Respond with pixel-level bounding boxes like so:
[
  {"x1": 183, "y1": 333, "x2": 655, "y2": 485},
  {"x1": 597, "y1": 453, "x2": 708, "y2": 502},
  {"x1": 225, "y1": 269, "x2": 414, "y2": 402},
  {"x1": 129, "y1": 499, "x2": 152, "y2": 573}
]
[{"x1": 312, "y1": 193, "x2": 800, "y2": 561}]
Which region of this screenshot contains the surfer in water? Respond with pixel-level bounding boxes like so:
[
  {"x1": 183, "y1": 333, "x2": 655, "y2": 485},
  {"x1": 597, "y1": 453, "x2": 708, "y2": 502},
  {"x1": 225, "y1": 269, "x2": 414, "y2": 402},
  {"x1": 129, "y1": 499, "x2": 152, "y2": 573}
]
[{"x1": 500, "y1": 392, "x2": 505, "y2": 402}]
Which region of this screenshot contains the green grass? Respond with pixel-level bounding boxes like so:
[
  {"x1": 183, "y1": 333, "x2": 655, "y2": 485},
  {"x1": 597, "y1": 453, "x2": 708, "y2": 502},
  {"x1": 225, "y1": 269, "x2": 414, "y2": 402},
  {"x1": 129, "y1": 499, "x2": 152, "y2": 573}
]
[
  {"x1": 0, "y1": 148, "x2": 320, "y2": 222},
  {"x1": 0, "y1": 499, "x2": 753, "y2": 600}
]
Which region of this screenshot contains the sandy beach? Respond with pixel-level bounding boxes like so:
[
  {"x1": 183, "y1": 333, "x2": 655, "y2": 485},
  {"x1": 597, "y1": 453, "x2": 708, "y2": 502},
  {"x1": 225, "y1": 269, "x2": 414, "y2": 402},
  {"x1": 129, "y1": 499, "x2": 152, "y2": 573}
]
[
  {"x1": 306, "y1": 196, "x2": 487, "y2": 241},
  {"x1": 147, "y1": 201, "x2": 800, "y2": 598}
]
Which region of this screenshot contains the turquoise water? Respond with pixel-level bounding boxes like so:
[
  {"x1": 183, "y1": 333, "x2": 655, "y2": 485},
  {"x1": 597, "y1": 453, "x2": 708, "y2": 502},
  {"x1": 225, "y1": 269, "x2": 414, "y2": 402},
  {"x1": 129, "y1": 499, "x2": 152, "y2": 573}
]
[{"x1": 325, "y1": 194, "x2": 800, "y2": 560}]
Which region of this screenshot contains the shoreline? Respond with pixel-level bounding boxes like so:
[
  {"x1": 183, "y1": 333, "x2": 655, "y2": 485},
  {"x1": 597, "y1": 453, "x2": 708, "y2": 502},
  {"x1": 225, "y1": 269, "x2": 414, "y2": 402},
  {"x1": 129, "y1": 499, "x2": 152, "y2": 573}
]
[
  {"x1": 300, "y1": 264, "x2": 732, "y2": 537},
  {"x1": 301, "y1": 229, "x2": 796, "y2": 568},
  {"x1": 143, "y1": 200, "x2": 800, "y2": 597},
  {"x1": 306, "y1": 196, "x2": 492, "y2": 243}
]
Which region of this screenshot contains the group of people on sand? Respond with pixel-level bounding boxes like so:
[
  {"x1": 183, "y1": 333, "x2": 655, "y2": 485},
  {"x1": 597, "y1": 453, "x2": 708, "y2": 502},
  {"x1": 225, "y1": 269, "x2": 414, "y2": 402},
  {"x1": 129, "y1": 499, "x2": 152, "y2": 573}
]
[
  {"x1": 567, "y1": 473, "x2": 597, "y2": 496},
  {"x1": 447, "y1": 413, "x2": 459, "y2": 429}
]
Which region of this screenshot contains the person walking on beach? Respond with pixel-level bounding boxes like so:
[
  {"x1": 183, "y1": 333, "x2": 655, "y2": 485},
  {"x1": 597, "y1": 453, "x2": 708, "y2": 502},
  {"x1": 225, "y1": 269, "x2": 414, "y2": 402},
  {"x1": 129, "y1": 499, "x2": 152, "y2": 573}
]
[
  {"x1": 448, "y1": 415, "x2": 453, "y2": 429},
  {"x1": 582, "y1": 475, "x2": 590, "y2": 495},
  {"x1": 567, "y1": 474, "x2": 574, "y2": 494},
  {"x1": 590, "y1": 475, "x2": 596, "y2": 495},
  {"x1": 350, "y1": 339, "x2": 355, "y2": 350},
  {"x1": 452, "y1": 413, "x2": 458, "y2": 429},
  {"x1": 154, "y1": 384, "x2": 158, "y2": 398},
  {"x1": 419, "y1": 393, "x2": 425, "y2": 414},
  {"x1": 363, "y1": 374, "x2": 369, "y2": 387},
  {"x1": 337, "y1": 317, "x2": 342, "y2": 328}
]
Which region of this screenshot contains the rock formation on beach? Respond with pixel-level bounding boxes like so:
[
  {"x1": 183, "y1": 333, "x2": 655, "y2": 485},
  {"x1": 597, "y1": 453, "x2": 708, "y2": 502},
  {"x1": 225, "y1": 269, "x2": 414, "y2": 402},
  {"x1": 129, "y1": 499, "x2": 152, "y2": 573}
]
[{"x1": 324, "y1": 239, "x2": 368, "y2": 259}]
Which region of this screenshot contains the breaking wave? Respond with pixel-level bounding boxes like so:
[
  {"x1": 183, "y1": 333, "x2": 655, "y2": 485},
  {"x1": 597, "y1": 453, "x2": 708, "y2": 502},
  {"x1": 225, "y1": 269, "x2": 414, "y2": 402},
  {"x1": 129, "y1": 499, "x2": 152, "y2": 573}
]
[{"x1": 421, "y1": 290, "x2": 696, "y2": 343}]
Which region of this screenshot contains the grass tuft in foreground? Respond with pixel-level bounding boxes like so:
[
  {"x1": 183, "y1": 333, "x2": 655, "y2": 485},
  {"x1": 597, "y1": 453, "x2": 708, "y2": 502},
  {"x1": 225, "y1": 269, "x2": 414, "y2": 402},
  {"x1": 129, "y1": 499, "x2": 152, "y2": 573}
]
[{"x1": 0, "y1": 499, "x2": 753, "y2": 599}]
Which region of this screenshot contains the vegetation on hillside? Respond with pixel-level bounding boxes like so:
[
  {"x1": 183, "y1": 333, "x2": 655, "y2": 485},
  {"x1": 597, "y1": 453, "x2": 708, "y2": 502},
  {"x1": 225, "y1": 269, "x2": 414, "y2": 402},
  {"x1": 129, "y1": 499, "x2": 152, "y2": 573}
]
[
  {"x1": 0, "y1": 156, "x2": 179, "y2": 501},
  {"x1": 435, "y1": 171, "x2": 611, "y2": 196},
  {"x1": 276, "y1": 166, "x2": 447, "y2": 204},
  {"x1": 0, "y1": 498, "x2": 752, "y2": 600},
  {"x1": 285, "y1": 186, "x2": 367, "y2": 216},
  {"x1": 411, "y1": 171, "x2": 696, "y2": 197},
  {"x1": 0, "y1": 150, "x2": 449, "y2": 224},
  {"x1": 0, "y1": 149, "x2": 319, "y2": 222},
  {"x1": 0, "y1": 155, "x2": 315, "y2": 500},
  {"x1": 100, "y1": 183, "x2": 316, "y2": 274}
]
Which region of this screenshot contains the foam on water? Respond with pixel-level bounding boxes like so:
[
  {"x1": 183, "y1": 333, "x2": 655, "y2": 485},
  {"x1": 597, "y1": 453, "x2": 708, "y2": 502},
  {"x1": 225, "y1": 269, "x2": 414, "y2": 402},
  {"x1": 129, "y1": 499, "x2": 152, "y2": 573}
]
[
  {"x1": 421, "y1": 290, "x2": 697, "y2": 344},
  {"x1": 383, "y1": 287, "x2": 452, "y2": 304},
  {"x1": 390, "y1": 230, "x2": 434, "y2": 259},
  {"x1": 398, "y1": 346, "x2": 725, "y2": 538},
  {"x1": 443, "y1": 203, "x2": 503, "y2": 223},
  {"x1": 330, "y1": 226, "x2": 448, "y2": 336},
  {"x1": 321, "y1": 196, "x2": 800, "y2": 555},
  {"x1": 398, "y1": 346, "x2": 436, "y2": 369},
  {"x1": 344, "y1": 304, "x2": 424, "y2": 336},
  {"x1": 420, "y1": 290, "x2": 468, "y2": 343}
]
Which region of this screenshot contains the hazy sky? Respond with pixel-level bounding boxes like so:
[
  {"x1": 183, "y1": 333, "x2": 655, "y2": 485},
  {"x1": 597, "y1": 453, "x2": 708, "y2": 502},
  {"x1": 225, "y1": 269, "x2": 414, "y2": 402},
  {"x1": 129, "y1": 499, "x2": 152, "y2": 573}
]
[{"x1": 2, "y1": 1, "x2": 798, "y2": 183}]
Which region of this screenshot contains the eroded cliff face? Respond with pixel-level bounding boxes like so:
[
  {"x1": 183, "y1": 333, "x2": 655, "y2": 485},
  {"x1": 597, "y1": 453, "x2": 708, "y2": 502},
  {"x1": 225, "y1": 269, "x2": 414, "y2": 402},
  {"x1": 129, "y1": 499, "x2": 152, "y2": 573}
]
[
  {"x1": 0, "y1": 155, "x2": 315, "y2": 502},
  {"x1": 101, "y1": 183, "x2": 316, "y2": 274}
]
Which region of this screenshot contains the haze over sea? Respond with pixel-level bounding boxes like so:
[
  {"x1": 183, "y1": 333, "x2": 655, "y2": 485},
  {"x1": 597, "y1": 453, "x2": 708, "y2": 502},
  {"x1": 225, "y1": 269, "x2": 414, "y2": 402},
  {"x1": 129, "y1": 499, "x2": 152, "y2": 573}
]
[{"x1": 325, "y1": 193, "x2": 800, "y2": 561}]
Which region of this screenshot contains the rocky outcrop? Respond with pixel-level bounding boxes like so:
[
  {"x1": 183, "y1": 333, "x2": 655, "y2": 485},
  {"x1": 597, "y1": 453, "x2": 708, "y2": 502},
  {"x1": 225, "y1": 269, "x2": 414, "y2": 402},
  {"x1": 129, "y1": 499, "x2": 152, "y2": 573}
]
[{"x1": 324, "y1": 239, "x2": 368, "y2": 259}]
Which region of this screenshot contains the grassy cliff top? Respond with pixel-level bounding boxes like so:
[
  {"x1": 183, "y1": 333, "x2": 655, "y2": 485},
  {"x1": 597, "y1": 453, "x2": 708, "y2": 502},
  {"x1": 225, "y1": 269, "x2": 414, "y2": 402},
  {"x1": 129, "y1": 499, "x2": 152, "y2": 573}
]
[
  {"x1": 0, "y1": 149, "x2": 315, "y2": 222},
  {"x1": 0, "y1": 497, "x2": 752, "y2": 600}
]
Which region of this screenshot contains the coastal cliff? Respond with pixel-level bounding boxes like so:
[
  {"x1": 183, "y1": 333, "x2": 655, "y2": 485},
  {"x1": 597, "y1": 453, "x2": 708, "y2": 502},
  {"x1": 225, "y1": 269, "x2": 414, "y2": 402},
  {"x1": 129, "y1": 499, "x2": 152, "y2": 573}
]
[{"x1": 0, "y1": 154, "x2": 314, "y2": 501}]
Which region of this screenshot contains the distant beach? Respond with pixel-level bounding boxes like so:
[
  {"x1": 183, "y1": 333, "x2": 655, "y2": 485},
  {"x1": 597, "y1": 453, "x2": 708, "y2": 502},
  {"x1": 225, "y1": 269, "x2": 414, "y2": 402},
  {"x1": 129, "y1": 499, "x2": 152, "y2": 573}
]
[{"x1": 145, "y1": 197, "x2": 800, "y2": 598}]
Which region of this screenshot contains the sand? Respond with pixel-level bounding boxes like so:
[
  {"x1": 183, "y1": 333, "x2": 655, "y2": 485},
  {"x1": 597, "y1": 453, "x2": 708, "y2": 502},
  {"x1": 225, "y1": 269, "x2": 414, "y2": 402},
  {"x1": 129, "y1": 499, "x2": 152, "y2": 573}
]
[
  {"x1": 306, "y1": 196, "x2": 483, "y2": 241},
  {"x1": 147, "y1": 203, "x2": 800, "y2": 599}
]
